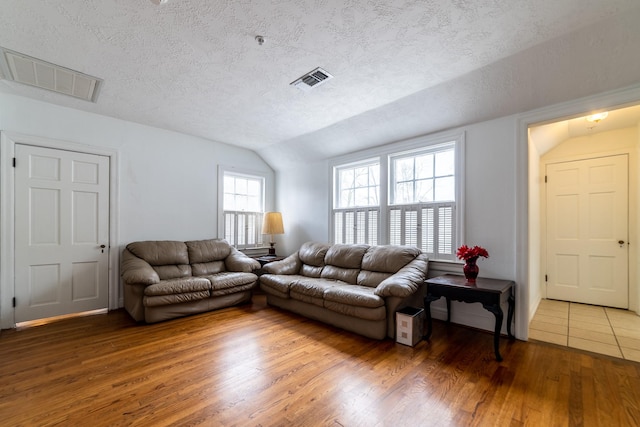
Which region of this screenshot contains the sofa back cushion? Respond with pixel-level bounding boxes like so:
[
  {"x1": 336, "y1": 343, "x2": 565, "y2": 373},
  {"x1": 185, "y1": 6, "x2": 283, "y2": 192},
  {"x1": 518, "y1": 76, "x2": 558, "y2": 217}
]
[
  {"x1": 357, "y1": 271, "x2": 393, "y2": 288},
  {"x1": 126, "y1": 241, "x2": 192, "y2": 280},
  {"x1": 298, "y1": 241, "x2": 331, "y2": 278},
  {"x1": 361, "y1": 245, "x2": 420, "y2": 272},
  {"x1": 299, "y1": 241, "x2": 330, "y2": 266},
  {"x1": 186, "y1": 239, "x2": 231, "y2": 276},
  {"x1": 321, "y1": 244, "x2": 368, "y2": 284},
  {"x1": 357, "y1": 245, "x2": 420, "y2": 288}
]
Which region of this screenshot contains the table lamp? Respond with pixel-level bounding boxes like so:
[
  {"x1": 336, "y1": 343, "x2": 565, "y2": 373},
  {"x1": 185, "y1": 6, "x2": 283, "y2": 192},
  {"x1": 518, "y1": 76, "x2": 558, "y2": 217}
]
[{"x1": 262, "y1": 212, "x2": 284, "y2": 256}]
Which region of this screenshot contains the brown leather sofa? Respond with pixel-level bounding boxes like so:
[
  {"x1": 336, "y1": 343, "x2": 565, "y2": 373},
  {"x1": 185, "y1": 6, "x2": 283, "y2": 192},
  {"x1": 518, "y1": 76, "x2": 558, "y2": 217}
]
[
  {"x1": 121, "y1": 239, "x2": 260, "y2": 323},
  {"x1": 259, "y1": 242, "x2": 429, "y2": 339}
]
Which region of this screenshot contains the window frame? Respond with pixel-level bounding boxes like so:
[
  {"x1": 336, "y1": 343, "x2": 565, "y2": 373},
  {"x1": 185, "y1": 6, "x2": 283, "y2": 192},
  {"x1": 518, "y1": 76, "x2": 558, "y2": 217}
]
[
  {"x1": 333, "y1": 158, "x2": 381, "y2": 210},
  {"x1": 329, "y1": 131, "x2": 465, "y2": 261},
  {"x1": 218, "y1": 166, "x2": 271, "y2": 251}
]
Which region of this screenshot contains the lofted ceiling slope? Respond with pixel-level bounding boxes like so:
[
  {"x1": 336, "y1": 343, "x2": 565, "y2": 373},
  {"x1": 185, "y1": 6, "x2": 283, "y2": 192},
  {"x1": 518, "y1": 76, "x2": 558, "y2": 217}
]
[{"x1": 1, "y1": 1, "x2": 640, "y2": 169}]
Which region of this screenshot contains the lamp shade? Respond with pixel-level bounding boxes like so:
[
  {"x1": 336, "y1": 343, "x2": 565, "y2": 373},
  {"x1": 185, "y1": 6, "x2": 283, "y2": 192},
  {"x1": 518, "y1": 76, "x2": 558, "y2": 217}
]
[{"x1": 262, "y1": 212, "x2": 284, "y2": 235}]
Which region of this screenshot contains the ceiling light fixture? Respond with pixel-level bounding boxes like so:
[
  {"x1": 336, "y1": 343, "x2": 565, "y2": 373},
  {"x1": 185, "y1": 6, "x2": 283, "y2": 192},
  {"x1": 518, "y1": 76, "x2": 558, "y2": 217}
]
[
  {"x1": 150, "y1": 0, "x2": 169, "y2": 4},
  {"x1": 585, "y1": 112, "x2": 609, "y2": 123},
  {"x1": 255, "y1": 35, "x2": 265, "y2": 46}
]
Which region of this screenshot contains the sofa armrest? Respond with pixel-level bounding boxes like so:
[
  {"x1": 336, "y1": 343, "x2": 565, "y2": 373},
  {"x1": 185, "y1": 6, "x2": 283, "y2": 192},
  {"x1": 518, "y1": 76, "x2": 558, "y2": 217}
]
[
  {"x1": 374, "y1": 254, "x2": 428, "y2": 298},
  {"x1": 263, "y1": 253, "x2": 301, "y2": 275},
  {"x1": 121, "y1": 249, "x2": 160, "y2": 285},
  {"x1": 225, "y1": 248, "x2": 261, "y2": 272}
]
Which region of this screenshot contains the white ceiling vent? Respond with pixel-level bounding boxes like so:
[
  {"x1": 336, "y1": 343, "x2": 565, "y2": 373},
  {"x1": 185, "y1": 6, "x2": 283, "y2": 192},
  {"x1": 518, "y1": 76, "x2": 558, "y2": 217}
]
[
  {"x1": 290, "y1": 67, "x2": 333, "y2": 92},
  {"x1": 0, "y1": 47, "x2": 102, "y2": 102}
]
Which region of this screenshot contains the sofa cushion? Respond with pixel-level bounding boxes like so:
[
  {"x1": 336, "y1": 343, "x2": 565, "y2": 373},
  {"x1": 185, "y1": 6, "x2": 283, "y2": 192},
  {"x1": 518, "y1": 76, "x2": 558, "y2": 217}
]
[
  {"x1": 127, "y1": 241, "x2": 189, "y2": 266},
  {"x1": 300, "y1": 264, "x2": 323, "y2": 278},
  {"x1": 207, "y1": 272, "x2": 257, "y2": 291},
  {"x1": 323, "y1": 285, "x2": 384, "y2": 308},
  {"x1": 323, "y1": 301, "x2": 386, "y2": 321},
  {"x1": 357, "y1": 270, "x2": 392, "y2": 288},
  {"x1": 144, "y1": 291, "x2": 211, "y2": 307},
  {"x1": 290, "y1": 278, "x2": 341, "y2": 307},
  {"x1": 152, "y1": 265, "x2": 193, "y2": 281},
  {"x1": 144, "y1": 277, "x2": 211, "y2": 296},
  {"x1": 361, "y1": 245, "x2": 420, "y2": 273},
  {"x1": 324, "y1": 244, "x2": 368, "y2": 268},
  {"x1": 192, "y1": 261, "x2": 226, "y2": 276},
  {"x1": 321, "y1": 266, "x2": 360, "y2": 285},
  {"x1": 260, "y1": 274, "x2": 308, "y2": 296},
  {"x1": 298, "y1": 241, "x2": 331, "y2": 267},
  {"x1": 186, "y1": 239, "x2": 231, "y2": 263}
]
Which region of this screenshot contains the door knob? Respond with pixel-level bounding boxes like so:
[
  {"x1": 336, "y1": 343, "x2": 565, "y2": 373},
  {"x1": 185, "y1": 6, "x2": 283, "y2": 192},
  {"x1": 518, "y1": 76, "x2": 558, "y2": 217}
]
[
  {"x1": 100, "y1": 244, "x2": 106, "y2": 253},
  {"x1": 618, "y1": 240, "x2": 625, "y2": 247}
]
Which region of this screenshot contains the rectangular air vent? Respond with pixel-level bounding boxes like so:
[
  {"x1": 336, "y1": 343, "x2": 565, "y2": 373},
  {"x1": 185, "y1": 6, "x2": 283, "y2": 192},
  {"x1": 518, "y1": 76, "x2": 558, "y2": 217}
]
[
  {"x1": 0, "y1": 47, "x2": 102, "y2": 102},
  {"x1": 290, "y1": 67, "x2": 333, "y2": 92}
]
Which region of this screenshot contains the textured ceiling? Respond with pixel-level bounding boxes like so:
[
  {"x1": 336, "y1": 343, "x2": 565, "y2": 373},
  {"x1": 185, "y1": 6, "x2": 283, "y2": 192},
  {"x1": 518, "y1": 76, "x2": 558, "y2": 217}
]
[{"x1": 1, "y1": 0, "x2": 640, "y2": 167}]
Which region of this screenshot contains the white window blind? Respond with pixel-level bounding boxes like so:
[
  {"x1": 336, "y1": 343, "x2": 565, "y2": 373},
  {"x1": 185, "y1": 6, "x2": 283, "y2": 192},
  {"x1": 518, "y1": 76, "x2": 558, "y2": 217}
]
[
  {"x1": 334, "y1": 208, "x2": 379, "y2": 245},
  {"x1": 388, "y1": 203, "x2": 455, "y2": 260}
]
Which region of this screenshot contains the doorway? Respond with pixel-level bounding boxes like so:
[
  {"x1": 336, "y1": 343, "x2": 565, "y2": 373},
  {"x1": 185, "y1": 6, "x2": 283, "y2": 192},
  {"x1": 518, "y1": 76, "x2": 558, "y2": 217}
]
[
  {"x1": 545, "y1": 154, "x2": 629, "y2": 308},
  {"x1": 533, "y1": 107, "x2": 638, "y2": 310},
  {"x1": 525, "y1": 103, "x2": 639, "y2": 357},
  {"x1": 14, "y1": 144, "x2": 110, "y2": 323},
  {"x1": 0, "y1": 132, "x2": 119, "y2": 329}
]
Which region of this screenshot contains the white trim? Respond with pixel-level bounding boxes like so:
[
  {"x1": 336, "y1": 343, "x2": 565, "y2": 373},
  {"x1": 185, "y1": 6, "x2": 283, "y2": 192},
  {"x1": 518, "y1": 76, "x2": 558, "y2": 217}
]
[
  {"x1": 217, "y1": 165, "x2": 274, "y2": 248},
  {"x1": 332, "y1": 157, "x2": 381, "y2": 210},
  {"x1": 515, "y1": 83, "x2": 640, "y2": 341},
  {"x1": 328, "y1": 130, "x2": 465, "y2": 256},
  {"x1": 0, "y1": 131, "x2": 119, "y2": 329}
]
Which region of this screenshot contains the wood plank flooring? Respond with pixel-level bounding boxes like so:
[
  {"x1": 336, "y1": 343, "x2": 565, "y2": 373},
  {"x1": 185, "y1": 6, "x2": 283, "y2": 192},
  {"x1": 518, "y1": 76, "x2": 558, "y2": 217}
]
[{"x1": 1, "y1": 295, "x2": 639, "y2": 426}]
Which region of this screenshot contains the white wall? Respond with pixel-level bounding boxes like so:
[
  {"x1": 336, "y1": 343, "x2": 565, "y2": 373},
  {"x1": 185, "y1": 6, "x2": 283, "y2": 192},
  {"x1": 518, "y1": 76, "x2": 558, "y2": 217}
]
[
  {"x1": 276, "y1": 160, "x2": 330, "y2": 256},
  {"x1": 276, "y1": 115, "x2": 520, "y2": 335},
  {"x1": 0, "y1": 93, "x2": 274, "y2": 326},
  {"x1": 0, "y1": 93, "x2": 274, "y2": 242}
]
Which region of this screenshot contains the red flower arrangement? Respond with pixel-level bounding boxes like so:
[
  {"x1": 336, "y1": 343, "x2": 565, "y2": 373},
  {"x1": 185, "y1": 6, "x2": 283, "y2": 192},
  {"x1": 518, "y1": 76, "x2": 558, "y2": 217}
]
[{"x1": 456, "y1": 245, "x2": 489, "y2": 261}]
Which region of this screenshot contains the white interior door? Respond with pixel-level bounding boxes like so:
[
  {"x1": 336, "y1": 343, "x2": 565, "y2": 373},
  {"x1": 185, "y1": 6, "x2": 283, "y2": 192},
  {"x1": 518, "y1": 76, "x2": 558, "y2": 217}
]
[
  {"x1": 546, "y1": 154, "x2": 628, "y2": 308},
  {"x1": 14, "y1": 144, "x2": 110, "y2": 323}
]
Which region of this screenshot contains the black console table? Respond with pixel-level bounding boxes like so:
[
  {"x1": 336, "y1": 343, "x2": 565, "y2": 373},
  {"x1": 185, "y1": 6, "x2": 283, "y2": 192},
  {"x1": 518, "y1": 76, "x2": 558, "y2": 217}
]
[{"x1": 423, "y1": 274, "x2": 515, "y2": 361}]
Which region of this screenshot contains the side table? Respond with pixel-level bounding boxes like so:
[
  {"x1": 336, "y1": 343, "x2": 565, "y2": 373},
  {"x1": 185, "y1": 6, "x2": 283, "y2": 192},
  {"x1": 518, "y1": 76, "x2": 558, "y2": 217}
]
[
  {"x1": 252, "y1": 255, "x2": 286, "y2": 276},
  {"x1": 254, "y1": 255, "x2": 286, "y2": 267},
  {"x1": 423, "y1": 274, "x2": 515, "y2": 361}
]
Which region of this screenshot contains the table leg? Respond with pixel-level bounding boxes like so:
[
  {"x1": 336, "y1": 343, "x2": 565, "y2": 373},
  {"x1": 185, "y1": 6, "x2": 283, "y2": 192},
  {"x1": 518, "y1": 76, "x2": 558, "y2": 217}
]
[
  {"x1": 445, "y1": 298, "x2": 451, "y2": 323},
  {"x1": 507, "y1": 292, "x2": 515, "y2": 340},
  {"x1": 483, "y1": 303, "x2": 504, "y2": 362},
  {"x1": 423, "y1": 294, "x2": 440, "y2": 340}
]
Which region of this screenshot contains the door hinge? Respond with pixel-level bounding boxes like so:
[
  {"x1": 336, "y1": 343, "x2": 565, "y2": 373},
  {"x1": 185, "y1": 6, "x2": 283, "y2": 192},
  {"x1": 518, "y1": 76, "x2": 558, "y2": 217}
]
[
  {"x1": 12, "y1": 157, "x2": 16, "y2": 167},
  {"x1": 544, "y1": 175, "x2": 547, "y2": 183},
  {"x1": 12, "y1": 297, "x2": 16, "y2": 307},
  {"x1": 545, "y1": 274, "x2": 548, "y2": 282}
]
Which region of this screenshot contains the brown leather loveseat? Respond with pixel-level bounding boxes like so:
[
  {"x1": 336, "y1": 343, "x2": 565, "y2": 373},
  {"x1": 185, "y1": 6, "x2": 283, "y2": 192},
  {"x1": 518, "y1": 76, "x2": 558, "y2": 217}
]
[
  {"x1": 121, "y1": 239, "x2": 260, "y2": 323},
  {"x1": 259, "y1": 241, "x2": 428, "y2": 339}
]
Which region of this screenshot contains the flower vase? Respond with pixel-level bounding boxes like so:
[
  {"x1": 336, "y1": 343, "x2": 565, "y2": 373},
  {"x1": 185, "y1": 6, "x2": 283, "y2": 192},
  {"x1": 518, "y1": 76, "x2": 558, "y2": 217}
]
[{"x1": 463, "y1": 257, "x2": 479, "y2": 283}]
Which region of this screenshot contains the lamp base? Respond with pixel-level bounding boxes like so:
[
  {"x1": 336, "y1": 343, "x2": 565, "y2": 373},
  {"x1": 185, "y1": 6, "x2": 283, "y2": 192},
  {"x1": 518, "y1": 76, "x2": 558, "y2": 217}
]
[{"x1": 268, "y1": 242, "x2": 276, "y2": 256}]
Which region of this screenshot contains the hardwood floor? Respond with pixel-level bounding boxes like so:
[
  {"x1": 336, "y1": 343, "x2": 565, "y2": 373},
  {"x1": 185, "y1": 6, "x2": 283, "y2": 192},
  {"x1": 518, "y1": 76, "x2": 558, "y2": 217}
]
[{"x1": 1, "y1": 295, "x2": 639, "y2": 426}]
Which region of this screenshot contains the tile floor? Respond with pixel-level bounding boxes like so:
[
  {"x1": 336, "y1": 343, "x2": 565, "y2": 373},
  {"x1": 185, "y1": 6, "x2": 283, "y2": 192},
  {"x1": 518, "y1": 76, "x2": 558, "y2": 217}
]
[{"x1": 530, "y1": 299, "x2": 640, "y2": 362}]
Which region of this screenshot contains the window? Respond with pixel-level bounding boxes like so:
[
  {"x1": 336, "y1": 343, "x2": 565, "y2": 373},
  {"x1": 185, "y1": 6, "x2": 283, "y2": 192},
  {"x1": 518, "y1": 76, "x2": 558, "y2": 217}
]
[
  {"x1": 389, "y1": 143, "x2": 456, "y2": 259},
  {"x1": 330, "y1": 134, "x2": 462, "y2": 261},
  {"x1": 333, "y1": 160, "x2": 380, "y2": 245},
  {"x1": 222, "y1": 172, "x2": 265, "y2": 249}
]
